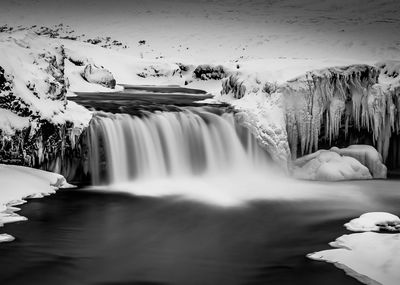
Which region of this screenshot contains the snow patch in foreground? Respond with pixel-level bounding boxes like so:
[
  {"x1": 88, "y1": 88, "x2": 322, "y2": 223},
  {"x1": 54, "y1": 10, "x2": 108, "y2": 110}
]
[
  {"x1": 308, "y1": 212, "x2": 400, "y2": 285},
  {"x1": 0, "y1": 164, "x2": 71, "y2": 242}
]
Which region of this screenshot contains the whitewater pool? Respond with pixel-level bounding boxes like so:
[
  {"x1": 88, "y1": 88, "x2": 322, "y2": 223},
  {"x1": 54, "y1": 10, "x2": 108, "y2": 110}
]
[
  {"x1": 2, "y1": 86, "x2": 397, "y2": 284},
  {"x1": 0, "y1": 180, "x2": 399, "y2": 285}
]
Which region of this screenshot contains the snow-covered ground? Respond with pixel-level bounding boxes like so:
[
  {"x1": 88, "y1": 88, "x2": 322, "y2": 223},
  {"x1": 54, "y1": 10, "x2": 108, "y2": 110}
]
[
  {"x1": 308, "y1": 212, "x2": 400, "y2": 285},
  {"x1": 1, "y1": 0, "x2": 399, "y2": 63},
  {"x1": 0, "y1": 164, "x2": 71, "y2": 242}
]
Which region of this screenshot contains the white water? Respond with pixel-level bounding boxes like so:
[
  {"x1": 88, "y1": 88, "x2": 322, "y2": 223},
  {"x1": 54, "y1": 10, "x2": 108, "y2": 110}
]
[
  {"x1": 87, "y1": 108, "x2": 271, "y2": 184},
  {"x1": 86, "y1": 108, "x2": 367, "y2": 206}
]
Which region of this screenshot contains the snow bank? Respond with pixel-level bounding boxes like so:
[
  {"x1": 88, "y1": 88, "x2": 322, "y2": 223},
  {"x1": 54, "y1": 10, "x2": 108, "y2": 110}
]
[
  {"x1": 0, "y1": 164, "x2": 70, "y2": 242},
  {"x1": 293, "y1": 150, "x2": 372, "y2": 181},
  {"x1": 308, "y1": 212, "x2": 400, "y2": 285}
]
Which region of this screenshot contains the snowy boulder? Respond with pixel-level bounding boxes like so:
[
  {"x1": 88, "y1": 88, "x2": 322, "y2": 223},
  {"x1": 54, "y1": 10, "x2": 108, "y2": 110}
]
[
  {"x1": 82, "y1": 64, "x2": 116, "y2": 89},
  {"x1": 345, "y1": 212, "x2": 400, "y2": 233},
  {"x1": 193, "y1": 64, "x2": 227, "y2": 80},
  {"x1": 293, "y1": 150, "x2": 372, "y2": 181},
  {"x1": 330, "y1": 145, "x2": 387, "y2": 179}
]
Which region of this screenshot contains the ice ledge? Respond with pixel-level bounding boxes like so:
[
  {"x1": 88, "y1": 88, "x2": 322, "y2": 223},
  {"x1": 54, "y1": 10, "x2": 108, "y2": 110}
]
[
  {"x1": 308, "y1": 212, "x2": 400, "y2": 285},
  {"x1": 0, "y1": 164, "x2": 71, "y2": 242}
]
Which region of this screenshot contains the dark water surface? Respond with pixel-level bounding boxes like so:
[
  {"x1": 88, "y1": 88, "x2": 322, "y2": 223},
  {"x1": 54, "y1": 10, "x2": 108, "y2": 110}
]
[
  {"x1": 1, "y1": 181, "x2": 399, "y2": 285},
  {"x1": 70, "y1": 86, "x2": 223, "y2": 115}
]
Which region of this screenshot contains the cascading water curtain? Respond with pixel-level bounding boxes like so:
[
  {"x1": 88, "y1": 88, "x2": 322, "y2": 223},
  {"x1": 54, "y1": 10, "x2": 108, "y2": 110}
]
[{"x1": 86, "y1": 109, "x2": 272, "y2": 185}]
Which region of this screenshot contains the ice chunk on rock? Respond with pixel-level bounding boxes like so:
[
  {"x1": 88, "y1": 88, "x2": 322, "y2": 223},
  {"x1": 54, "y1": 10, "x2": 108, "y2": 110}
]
[
  {"x1": 345, "y1": 212, "x2": 400, "y2": 232},
  {"x1": 293, "y1": 150, "x2": 372, "y2": 181},
  {"x1": 0, "y1": 233, "x2": 14, "y2": 243},
  {"x1": 82, "y1": 64, "x2": 116, "y2": 89}
]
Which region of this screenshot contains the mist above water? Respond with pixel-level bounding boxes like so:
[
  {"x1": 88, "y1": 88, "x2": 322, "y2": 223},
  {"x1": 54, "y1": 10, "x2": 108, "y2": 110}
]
[{"x1": 85, "y1": 108, "x2": 369, "y2": 206}]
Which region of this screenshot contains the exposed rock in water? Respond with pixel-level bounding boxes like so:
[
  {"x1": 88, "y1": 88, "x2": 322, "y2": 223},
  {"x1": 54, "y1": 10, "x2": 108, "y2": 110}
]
[
  {"x1": 82, "y1": 64, "x2": 116, "y2": 89},
  {"x1": 193, "y1": 64, "x2": 227, "y2": 80}
]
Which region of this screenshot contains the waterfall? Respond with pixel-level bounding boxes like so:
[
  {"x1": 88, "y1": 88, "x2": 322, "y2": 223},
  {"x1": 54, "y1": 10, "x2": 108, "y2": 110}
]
[{"x1": 86, "y1": 108, "x2": 272, "y2": 185}]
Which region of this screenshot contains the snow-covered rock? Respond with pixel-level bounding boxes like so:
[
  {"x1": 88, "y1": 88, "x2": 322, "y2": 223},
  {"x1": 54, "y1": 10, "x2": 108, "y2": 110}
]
[
  {"x1": 293, "y1": 150, "x2": 372, "y2": 181},
  {"x1": 345, "y1": 212, "x2": 400, "y2": 232},
  {"x1": 308, "y1": 212, "x2": 400, "y2": 285},
  {"x1": 82, "y1": 64, "x2": 116, "y2": 89},
  {"x1": 193, "y1": 64, "x2": 228, "y2": 81},
  {"x1": 330, "y1": 145, "x2": 387, "y2": 179},
  {"x1": 0, "y1": 31, "x2": 68, "y2": 118}
]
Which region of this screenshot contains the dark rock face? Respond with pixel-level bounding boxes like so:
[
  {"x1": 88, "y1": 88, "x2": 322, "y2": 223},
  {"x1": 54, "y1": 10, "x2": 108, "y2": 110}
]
[
  {"x1": 82, "y1": 64, "x2": 116, "y2": 89},
  {"x1": 0, "y1": 122, "x2": 87, "y2": 182},
  {"x1": 193, "y1": 64, "x2": 227, "y2": 80},
  {"x1": 0, "y1": 67, "x2": 32, "y2": 117}
]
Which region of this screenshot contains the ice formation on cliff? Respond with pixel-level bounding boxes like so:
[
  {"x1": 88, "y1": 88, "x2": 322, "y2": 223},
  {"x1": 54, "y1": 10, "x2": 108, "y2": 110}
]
[
  {"x1": 219, "y1": 72, "x2": 290, "y2": 168},
  {"x1": 282, "y1": 63, "x2": 400, "y2": 163}
]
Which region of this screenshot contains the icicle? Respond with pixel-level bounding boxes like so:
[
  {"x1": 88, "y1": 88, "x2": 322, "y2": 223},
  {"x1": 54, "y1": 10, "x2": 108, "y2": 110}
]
[{"x1": 283, "y1": 64, "x2": 391, "y2": 159}]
